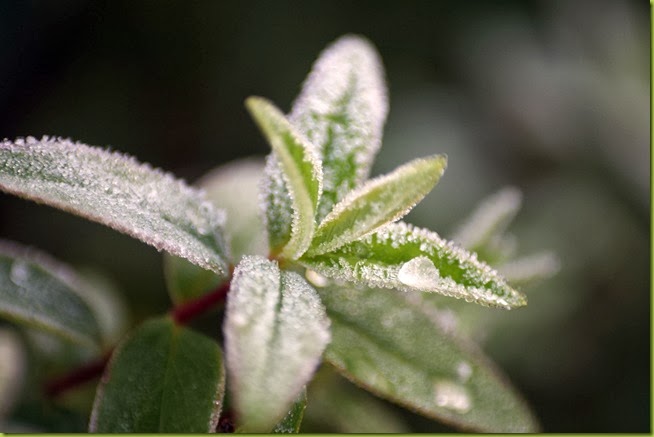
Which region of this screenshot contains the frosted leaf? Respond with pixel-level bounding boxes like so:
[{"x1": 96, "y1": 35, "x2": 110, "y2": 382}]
[
  {"x1": 452, "y1": 187, "x2": 522, "y2": 252},
  {"x1": 498, "y1": 251, "x2": 561, "y2": 286},
  {"x1": 318, "y1": 285, "x2": 539, "y2": 432},
  {"x1": 0, "y1": 137, "x2": 230, "y2": 276},
  {"x1": 0, "y1": 240, "x2": 102, "y2": 347},
  {"x1": 301, "y1": 222, "x2": 527, "y2": 309},
  {"x1": 224, "y1": 255, "x2": 330, "y2": 432},
  {"x1": 290, "y1": 35, "x2": 388, "y2": 221},
  {"x1": 246, "y1": 98, "x2": 322, "y2": 259},
  {"x1": 262, "y1": 154, "x2": 294, "y2": 252},
  {"x1": 307, "y1": 155, "x2": 447, "y2": 257}
]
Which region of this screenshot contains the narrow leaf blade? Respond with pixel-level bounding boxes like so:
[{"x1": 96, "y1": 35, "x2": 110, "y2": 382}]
[
  {"x1": 318, "y1": 285, "x2": 539, "y2": 432},
  {"x1": 272, "y1": 390, "x2": 307, "y2": 433},
  {"x1": 302, "y1": 222, "x2": 526, "y2": 309},
  {"x1": 246, "y1": 98, "x2": 322, "y2": 259},
  {"x1": 90, "y1": 317, "x2": 225, "y2": 433},
  {"x1": 0, "y1": 240, "x2": 102, "y2": 347},
  {"x1": 224, "y1": 256, "x2": 330, "y2": 432},
  {"x1": 289, "y1": 34, "x2": 389, "y2": 221},
  {"x1": 307, "y1": 155, "x2": 447, "y2": 257},
  {"x1": 0, "y1": 137, "x2": 230, "y2": 276}
]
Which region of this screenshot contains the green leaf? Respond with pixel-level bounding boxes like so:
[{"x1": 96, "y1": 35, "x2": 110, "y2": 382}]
[
  {"x1": 272, "y1": 390, "x2": 307, "y2": 433},
  {"x1": 302, "y1": 222, "x2": 526, "y2": 309},
  {"x1": 224, "y1": 255, "x2": 330, "y2": 432},
  {"x1": 89, "y1": 317, "x2": 225, "y2": 433},
  {"x1": 163, "y1": 255, "x2": 222, "y2": 305},
  {"x1": 318, "y1": 285, "x2": 539, "y2": 432},
  {"x1": 0, "y1": 136, "x2": 230, "y2": 276},
  {"x1": 246, "y1": 98, "x2": 322, "y2": 259},
  {"x1": 289, "y1": 34, "x2": 388, "y2": 221},
  {"x1": 0, "y1": 240, "x2": 102, "y2": 347},
  {"x1": 306, "y1": 155, "x2": 447, "y2": 257}
]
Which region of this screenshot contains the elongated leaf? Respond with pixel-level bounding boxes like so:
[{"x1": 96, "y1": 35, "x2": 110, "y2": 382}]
[
  {"x1": 306, "y1": 155, "x2": 447, "y2": 257},
  {"x1": 247, "y1": 98, "x2": 322, "y2": 259},
  {"x1": 498, "y1": 252, "x2": 560, "y2": 286},
  {"x1": 0, "y1": 240, "x2": 101, "y2": 347},
  {"x1": 318, "y1": 285, "x2": 539, "y2": 432},
  {"x1": 0, "y1": 136, "x2": 230, "y2": 276},
  {"x1": 90, "y1": 317, "x2": 225, "y2": 433},
  {"x1": 302, "y1": 222, "x2": 526, "y2": 309},
  {"x1": 272, "y1": 390, "x2": 307, "y2": 433},
  {"x1": 224, "y1": 255, "x2": 330, "y2": 432},
  {"x1": 289, "y1": 35, "x2": 388, "y2": 221}
]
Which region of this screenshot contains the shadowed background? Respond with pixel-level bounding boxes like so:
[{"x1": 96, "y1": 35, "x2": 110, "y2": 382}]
[{"x1": 0, "y1": 0, "x2": 649, "y2": 432}]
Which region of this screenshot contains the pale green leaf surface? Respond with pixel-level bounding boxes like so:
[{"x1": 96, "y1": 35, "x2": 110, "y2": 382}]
[
  {"x1": 272, "y1": 390, "x2": 307, "y2": 433},
  {"x1": 262, "y1": 154, "x2": 295, "y2": 253},
  {"x1": 302, "y1": 222, "x2": 526, "y2": 309},
  {"x1": 90, "y1": 317, "x2": 225, "y2": 432},
  {"x1": 289, "y1": 34, "x2": 388, "y2": 221},
  {"x1": 307, "y1": 155, "x2": 447, "y2": 256},
  {"x1": 0, "y1": 137, "x2": 230, "y2": 276},
  {"x1": 498, "y1": 251, "x2": 560, "y2": 286},
  {"x1": 318, "y1": 285, "x2": 539, "y2": 432},
  {"x1": 452, "y1": 187, "x2": 522, "y2": 253},
  {"x1": 224, "y1": 256, "x2": 330, "y2": 432},
  {"x1": 0, "y1": 240, "x2": 102, "y2": 347},
  {"x1": 247, "y1": 98, "x2": 322, "y2": 259}
]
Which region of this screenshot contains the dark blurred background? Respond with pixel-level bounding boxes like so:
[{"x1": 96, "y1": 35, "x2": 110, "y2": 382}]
[{"x1": 0, "y1": 0, "x2": 649, "y2": 432}]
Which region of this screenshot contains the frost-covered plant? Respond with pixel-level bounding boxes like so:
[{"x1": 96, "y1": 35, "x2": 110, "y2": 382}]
[{"x1": 0, "y1": 35, "x2": 556, "y2": 432}]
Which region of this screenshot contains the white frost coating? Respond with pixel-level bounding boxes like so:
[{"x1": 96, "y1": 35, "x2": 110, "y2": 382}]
[
  {"x1": 301, "y1": 222, "x2": 527, "y2": 309},
  {"x1": 289, "y1": 35, "x2": 389, "y2": 220},
  {"x1": 262, "y1": 154, "x2": 294, "y2": 250},
  {"x1": 308, "y1": 156, "x2": 446, "y2": 256},
  {"x1": 433, "y1": 380, "x2": 472, "y2": 414},
  {"x1": 224, "y1": 256, "x2": 330, "y2": 432},
  {"x1": 0, "y1": 137, "x2": 229, "y2": 276},
  {"x1": 452, "y1": 187, "x2": 522, "y2": 250},
  {"x1": 498, "y1": 251, "x2": 560, "y2": 285},
  {"x1": 246, "y1": 98, "x2": 323, "y2": 259}
]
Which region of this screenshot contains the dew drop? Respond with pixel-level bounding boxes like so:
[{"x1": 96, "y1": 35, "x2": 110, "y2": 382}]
[
  {"x1": 305, "y1": 269, "x2": 330, "y2": 287},
  {"x1": 9, "y1": 260, "x2": 30, "y2": 287},
  {"x1": 397, "y1": 256, "x2": 440, "y2": 290},
  {"x1": 456, "y1": 361, "x2": 473, "y2": 383},
  {"x1": 433, "y1": 380, "x2": 471, "y2": 413}
]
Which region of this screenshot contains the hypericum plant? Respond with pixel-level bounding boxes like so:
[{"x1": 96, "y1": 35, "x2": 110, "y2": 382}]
[{"x1": 0, "y1": 35, "x2": 557, "y2": 432}]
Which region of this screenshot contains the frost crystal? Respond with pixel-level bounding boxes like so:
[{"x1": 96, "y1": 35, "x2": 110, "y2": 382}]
[{"x1": 0, "y1": 137, "x2": 230, "y2": 276}]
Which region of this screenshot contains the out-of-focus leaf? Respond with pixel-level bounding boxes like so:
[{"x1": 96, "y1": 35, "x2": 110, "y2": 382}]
[
  {"x1": 163, "y1": 255, "x2": 222, "y2": 306},
  {"x1": 0, "y1": 241, "x2": 102, "y2": 347},
  {"x1": 303, "y1": 367, "x2": 410, "y2": 433},
  {"x1": 0, "y1": 329, "x2": 25, "y2": 421},
  {"x1": 247, "y1": 98, "x2": 322, "y2": 259},
  {"x1": 289, "y1": 34, "x2": 388, "y2": 221},
  {"x1": 224, "y1": 256, "x2": 330, "y2": 432},
  {"x1": 302, "y1": 222, "x2": 526, "y2": 309},
  {"x1": 0, "y1": 136, "x2": 230, "y2": 276},
  {"x1": 89, "y1": 317, "x2": 225, "y2": 433},
  {"x1": 318, "y1": 285, "x2": 539, "y2": 432},
  {"x1": 272, "y1": 390, "x2": 307, "y2": 433},
  {"x1": 307, "y1": 156, "x2": 447, "y2": 257},
  {"x1": 498, "y1": 252, "x2": 560, "y2": 286}
]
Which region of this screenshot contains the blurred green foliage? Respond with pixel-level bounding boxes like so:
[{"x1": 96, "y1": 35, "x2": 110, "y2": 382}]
[{"x1": 0, "y1": 0, "x2": 648, "y2": 432}]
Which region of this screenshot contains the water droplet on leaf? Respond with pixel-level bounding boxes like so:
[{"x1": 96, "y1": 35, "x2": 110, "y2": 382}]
[
  {"x1": 397, "y1": 256, "x2": 441, "y2": 290},
  {"x1": 433, "y1": 380, "x2": 471, "y2": 413}
]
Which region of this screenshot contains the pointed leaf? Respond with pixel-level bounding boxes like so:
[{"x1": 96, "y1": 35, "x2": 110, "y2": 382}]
[
  {"x1": 272, "y1": 390, "x2": 307, "y2": 433},
  {"x1": 498, "y1": 252, "x2": 560, "y2": 286},
  {"x1": 289, "y1": 35, "x2": 388, "y2": 221},
  {"x1": 302, "y1": 222, "x2": 526, "y2": 309},
  {"x1": 224, "y1": 256, "x2": 330, "y2": 432},
  {"x1": 90, "y1": 317, "x2": 225, "y2": 433},
  {"x1": 246, "y1": 98, "x2": 322, "y2": 259},
  {"x1": 0, "y1": 136, "x2": 230, "y2": 276},
  {"x1": 0, "y1": 240, "x2": 102, "y2": 347},
  {"x1": 318, "y1": 285, "x2": 539, "y2": 432},
  {"x1": 307, "y1": 155, "x2": 447, "y2": 257}
]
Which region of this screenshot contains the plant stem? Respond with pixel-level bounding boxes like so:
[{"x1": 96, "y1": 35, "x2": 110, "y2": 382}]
[{"x1": 45, "y1": 277, "x2": 232, "y2": 398}]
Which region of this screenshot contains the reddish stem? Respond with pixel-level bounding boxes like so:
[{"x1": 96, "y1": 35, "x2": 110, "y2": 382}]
[
  {"x1": 171, "y1": 280, "x2": 231, "y2": 325},
  {"x1": 45, "y1": 276, "x2": 232, "y2": 398},
  {"x1": 44, "y1": 352, "x2": 111, "y2": 398}
]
